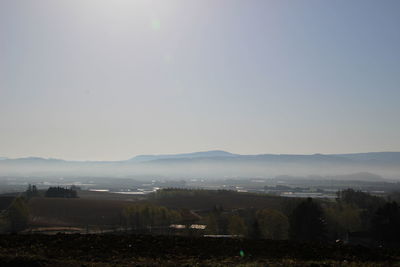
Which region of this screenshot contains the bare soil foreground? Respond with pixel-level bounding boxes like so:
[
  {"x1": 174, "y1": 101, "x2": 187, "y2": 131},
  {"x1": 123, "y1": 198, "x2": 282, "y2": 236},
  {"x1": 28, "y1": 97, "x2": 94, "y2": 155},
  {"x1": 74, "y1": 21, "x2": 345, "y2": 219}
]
[{"x1": 0, "y1": 234, "x2": 399, "y2": 266}]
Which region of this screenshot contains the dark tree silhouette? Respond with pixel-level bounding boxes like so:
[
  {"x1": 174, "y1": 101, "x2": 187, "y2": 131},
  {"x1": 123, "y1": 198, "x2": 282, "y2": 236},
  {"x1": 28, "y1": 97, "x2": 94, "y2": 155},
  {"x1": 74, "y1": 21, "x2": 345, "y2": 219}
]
[
  {"x1": 8, "y1": 197, "x2": 29, "y2": 232},
  {"x1": 337, "y1": 188, "x2": 385, "y2": 230},
  {"x1": 337, "y1": 189, "x2": 384, "y2": 211},
  {"x1": 371, "y1": 202, "x2": 400, "y2": 247},
  {"x1": 26, "y1": 184, "x2": 39, "y2": 199},
  {"x1": 257, "y1": 209, "x2": 289, "y2": 240},
  {"x1": 289, "y1": 198, "x2": 327, "y2": 242},
  {"x1": 45, "y1": 187, "x2": 77, "y2": 198},
  {"x1": 122, "y1": 203, "x2": 181, "y2": 233},
  {"x1": 249, "y1": 219, "x2": 262, "y2": 239}
]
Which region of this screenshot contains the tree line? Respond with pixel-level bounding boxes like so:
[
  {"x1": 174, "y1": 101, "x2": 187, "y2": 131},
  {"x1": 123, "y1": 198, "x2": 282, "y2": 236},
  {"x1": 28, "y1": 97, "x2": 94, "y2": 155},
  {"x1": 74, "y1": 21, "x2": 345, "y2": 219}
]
[
  {"x1": 149, "y1": 188, "x2": 399, "y2": 247},
  {"x1": 1, "y1": 186, "x2": 399, "y2": 248},
  {"x1": 202, "y1": 189, "x2": 400, "y2": 247},
  {"x1": 0, "y1": 185, "x2": 78, "y2": 233}
]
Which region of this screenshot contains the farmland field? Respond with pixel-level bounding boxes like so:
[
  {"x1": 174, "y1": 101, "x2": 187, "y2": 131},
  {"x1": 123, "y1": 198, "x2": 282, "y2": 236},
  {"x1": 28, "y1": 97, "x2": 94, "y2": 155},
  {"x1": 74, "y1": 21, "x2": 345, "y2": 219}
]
[
  {"x1": 148, "y1": 189, "x2": 302, "y2": 213},
  {"x1": 26, "y1": 190, "x2": 302, "y2": 228},
  {"x1": 0, "y1": 234, "x2": 399, "y2": 266},
  {"x1": 28, "y1": 197, "x2": 136, "y2": 227}
]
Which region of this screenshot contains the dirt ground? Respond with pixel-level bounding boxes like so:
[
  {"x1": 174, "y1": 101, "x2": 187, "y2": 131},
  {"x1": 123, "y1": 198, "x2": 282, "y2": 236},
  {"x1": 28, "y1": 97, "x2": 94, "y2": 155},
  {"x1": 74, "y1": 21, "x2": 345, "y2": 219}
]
[{"x1": 0, "y1": 234, "x2": 399, "y2": 266}]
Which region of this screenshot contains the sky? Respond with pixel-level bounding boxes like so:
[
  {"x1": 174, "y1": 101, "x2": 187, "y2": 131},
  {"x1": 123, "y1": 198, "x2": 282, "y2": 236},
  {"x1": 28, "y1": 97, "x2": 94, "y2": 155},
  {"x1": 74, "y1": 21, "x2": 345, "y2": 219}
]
[{"x1": 1, "y1": 0, "x2": 400, "y2": 161}]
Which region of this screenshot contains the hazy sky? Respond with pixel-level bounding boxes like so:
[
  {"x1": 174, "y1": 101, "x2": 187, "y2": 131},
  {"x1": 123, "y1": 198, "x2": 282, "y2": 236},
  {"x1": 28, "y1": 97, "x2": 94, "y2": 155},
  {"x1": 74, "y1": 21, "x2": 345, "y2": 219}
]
[{"x1": 1, "y1": 0, "x2": 400, "y2": 160}]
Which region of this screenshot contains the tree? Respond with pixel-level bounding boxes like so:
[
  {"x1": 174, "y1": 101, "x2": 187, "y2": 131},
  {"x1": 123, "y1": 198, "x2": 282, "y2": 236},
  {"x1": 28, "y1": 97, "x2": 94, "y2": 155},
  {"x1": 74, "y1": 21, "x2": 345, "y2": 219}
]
[
  {"x1": 205, "y1": 214, "x2": 219, "y2": 234},
  {"x1": 324, "y1": 202, "x2": 362, "y2": 240},
  {"x1": 8, "y1": 197, "x2": 29, "y2": 232},
  {"x1": 371, "y1": 202, "x2": 400, "y2": 247},
  {"x1": 337, "y1": 189, "x2": 384, "y2": 229},
  {"x1": 45, "y1": 187, "x2": 77, "y2": 198},
  {"x1": 257, "y1": 209, "x2": 289, "y2": 240},
  {"x1": 249, "y1": 219, "x2": 262, "y2": 239},
  {"x1": 228, "y1": 215, "x2": 247, "y2": 236},
  {"x1": 122, "y1": 203, "x2": 181, "y2": 233},
  {"x1": 289, "y1": 198, "x2": 327, "y2": 242},
  {"x1": 26, "y1": 184, "x2": 39, "y2": 199}
]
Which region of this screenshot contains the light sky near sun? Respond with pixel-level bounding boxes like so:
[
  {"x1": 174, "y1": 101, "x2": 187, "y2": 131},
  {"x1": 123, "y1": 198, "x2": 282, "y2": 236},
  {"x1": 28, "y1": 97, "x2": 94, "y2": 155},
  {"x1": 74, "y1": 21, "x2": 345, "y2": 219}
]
[{"x1": 1, "y1": 0, "x2": 400, "y2": 161}]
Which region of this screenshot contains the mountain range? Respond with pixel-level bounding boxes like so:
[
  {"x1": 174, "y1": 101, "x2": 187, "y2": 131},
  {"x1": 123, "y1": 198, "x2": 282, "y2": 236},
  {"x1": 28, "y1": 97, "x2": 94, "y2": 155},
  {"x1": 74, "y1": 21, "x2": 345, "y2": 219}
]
[{"x1": 1, "y1": 151, "x2": 400, "y2": 179}]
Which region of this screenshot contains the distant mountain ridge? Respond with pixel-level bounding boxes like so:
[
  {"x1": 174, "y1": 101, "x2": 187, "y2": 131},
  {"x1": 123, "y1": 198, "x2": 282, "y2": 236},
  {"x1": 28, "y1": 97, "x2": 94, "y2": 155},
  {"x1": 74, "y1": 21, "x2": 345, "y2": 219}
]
[
  {"x1": 129, "y1": 151, "x2": 400, "y2": 165},
  {"x1": 1, "y1": 151, "x2": 400, "y2": 179},
  {"x1": 333, "y1": 152, "x2": 400, "y2": 163},
  {"x1": 129, "y1": 150, "x2": 237, "y2": 162},
  {"x1": 2, "y1": 151, "x2": 400, "y2": 164}
]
